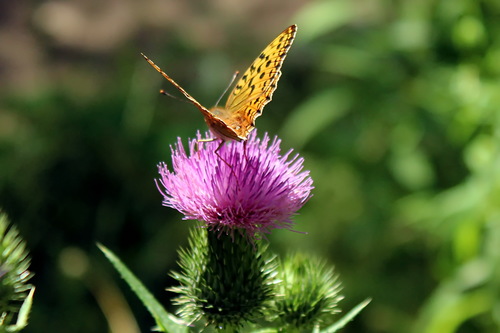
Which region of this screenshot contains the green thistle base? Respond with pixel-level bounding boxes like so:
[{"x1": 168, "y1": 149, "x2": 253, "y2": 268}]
[{"x1": 170, "y1": 227, "x2": 277, "y2": 330}]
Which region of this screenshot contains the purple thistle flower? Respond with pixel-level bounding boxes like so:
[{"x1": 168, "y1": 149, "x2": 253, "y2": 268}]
[{"x1": 156, "y1": 131, "x2": 313, "y2": 238}]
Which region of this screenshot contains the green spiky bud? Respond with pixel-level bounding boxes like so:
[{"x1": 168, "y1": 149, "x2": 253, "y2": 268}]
[
  {"x1": 0, "y1": 212, "x2": 33, "y2": 327},
  {"x1": 169, "y1": 227, "x2": 278, "y2": 330},
  {"x1": 275, "y1": 253, "x2": 343, "y2": 330}
]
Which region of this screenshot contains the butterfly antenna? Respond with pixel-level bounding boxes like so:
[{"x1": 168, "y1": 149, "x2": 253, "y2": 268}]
[
  {"x1": 214, "y1": 71, "x2": 239, "y2": 107},
  {"x1": 141, "y1": 52, "x2": 209, "y2": 114},
  {"x1": 159, "y1": 89, "x2": 192, "y2": 104}
]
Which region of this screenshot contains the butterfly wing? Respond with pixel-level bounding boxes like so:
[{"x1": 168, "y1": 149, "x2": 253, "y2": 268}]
[
  {"x1": 220, "y1": 24, "x2": 297, "y2": 139},
  {"x1": 142, "y1": 24, "x2": 297, "y2": 143}
]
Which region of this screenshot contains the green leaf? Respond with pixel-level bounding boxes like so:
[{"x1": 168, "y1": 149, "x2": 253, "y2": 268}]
[
  {"x1": 3, "y1": 287, "x2": 35, "y2": 333},
  {"x1": 98, "y1": 243, "x2": 188, "y2": 333},
  {"x1": 320, "y1": 298, "x2": 371, "y2": 333}
]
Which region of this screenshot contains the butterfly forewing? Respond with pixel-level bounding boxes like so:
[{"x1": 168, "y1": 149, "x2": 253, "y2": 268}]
[{"x1": 221, "y1": 25, "x2": 297, "y2": 138}]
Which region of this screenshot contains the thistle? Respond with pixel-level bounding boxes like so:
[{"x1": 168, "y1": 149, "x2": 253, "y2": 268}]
[
  {"x1": 275, "y1": 253, "x2": 343, "y2": 330},
  {"x1": 156, "y1": 131, "x2": 313, "y2": 239},
  {"x1": 159, "y1": 131, "x2": 313, "y2": 329}
]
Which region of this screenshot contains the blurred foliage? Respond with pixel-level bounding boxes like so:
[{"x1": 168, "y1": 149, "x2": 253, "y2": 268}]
[{"x1": 1, "y1": 0, "x2": 500, "y2": 332}]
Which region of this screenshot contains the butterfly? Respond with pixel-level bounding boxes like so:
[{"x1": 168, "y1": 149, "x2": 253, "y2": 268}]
[{"x1": 141, "y1": 24, "x2": 297, "y2": 143}]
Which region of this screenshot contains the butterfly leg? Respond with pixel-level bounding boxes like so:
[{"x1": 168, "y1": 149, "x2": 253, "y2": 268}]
[
  {"x1": 243, "y1": 140, "x2": 249, "y2": 162},
  {"x1": 214, "y1": 139, "x2": 225, "y2": 156},
  {"x1": 195, "y1": 137, "x2": 226, "y2": 157},
  {"x1": 213, "y1": 140, "x2": 242, "y2": 188},
  {"x1": 214, "y1": 140, "x2": 233, "y2": 169},
  {"x1": 195, "y1": 137, "x2": 216, "y2": 153}
]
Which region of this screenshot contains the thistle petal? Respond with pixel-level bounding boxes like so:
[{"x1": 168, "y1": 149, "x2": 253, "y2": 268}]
[{"x1": 157, "y1": 131, "x2": 313, "y2": 238}]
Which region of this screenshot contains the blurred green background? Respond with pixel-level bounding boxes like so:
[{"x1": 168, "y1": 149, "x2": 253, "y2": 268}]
[{"x1": 1, "y1": 0, "x2": 500, "y2": 332}]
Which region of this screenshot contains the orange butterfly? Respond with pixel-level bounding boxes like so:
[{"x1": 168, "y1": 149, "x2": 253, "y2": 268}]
[{"x1": 141, "y1": 24, "x2": 297, "y2": 142}]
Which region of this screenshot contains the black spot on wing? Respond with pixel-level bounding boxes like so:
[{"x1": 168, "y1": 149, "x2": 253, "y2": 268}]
[{"x1": 246, "y1": 76, "x2": 254, "y2": 88}]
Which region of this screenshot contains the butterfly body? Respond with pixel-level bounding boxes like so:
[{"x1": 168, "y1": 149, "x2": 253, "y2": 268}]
[
  {"x1": 205, "y1": 107, "x2": 244, "y2": 141},
  {"x1": 142, "y1": 24, "x2": 297, "y2": 142}
]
